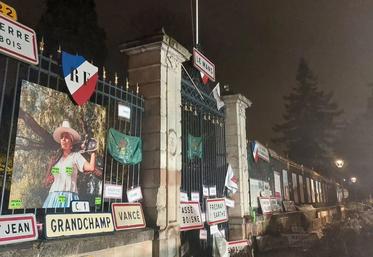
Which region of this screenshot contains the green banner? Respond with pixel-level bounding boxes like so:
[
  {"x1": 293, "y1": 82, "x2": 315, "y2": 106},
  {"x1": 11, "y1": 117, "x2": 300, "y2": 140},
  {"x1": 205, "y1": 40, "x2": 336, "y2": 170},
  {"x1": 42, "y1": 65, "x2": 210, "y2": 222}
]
[
  {"x1": 107, "y1": 128, "x2": 142, "y2": 165},
  {"x1": 188, "y1": 134, "x2": 203, "y2": 160}
]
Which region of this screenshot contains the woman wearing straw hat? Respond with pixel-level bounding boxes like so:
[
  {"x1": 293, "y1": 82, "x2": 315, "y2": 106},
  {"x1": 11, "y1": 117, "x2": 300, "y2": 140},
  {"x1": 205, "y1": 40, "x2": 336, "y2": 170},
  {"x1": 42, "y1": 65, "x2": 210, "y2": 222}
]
[{"x1": 43, "y1": 120, "x2": 96, "y2": 208}]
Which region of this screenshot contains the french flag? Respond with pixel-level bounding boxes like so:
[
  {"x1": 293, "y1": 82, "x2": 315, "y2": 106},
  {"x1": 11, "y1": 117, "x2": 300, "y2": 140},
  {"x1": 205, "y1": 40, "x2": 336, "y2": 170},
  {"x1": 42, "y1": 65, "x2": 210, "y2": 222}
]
[{"x1": 62, "y1": 51, "x2": 98, "y2": 106}]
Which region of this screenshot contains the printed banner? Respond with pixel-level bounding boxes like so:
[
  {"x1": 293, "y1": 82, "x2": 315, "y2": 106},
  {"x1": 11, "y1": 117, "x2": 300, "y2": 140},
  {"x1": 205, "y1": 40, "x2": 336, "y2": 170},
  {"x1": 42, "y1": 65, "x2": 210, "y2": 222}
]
[
  {"x1": 180, "y1": 201, "x2": 204, "y2": 231},
  {"x1": 45, "y1": 213, "x2": 114, "y2": 238},
  {"x1": 62, "y1": 51, "x2": 98, "y2": 106},
  {"x1": 252, "y1": 141, "x2": 270, "y2": 162},
  {"x1": 111, "y1": 203, "x2": 146, "y2": 230},
  {"x1": 9, "y1": 81, "x2": 106, "y2": 209},
  {"x1": 107, "y1": 128, "x2": 142, "y2": 165},
  {"x1": 206, "y1": 198, "x2": 228, "y2": 225}
]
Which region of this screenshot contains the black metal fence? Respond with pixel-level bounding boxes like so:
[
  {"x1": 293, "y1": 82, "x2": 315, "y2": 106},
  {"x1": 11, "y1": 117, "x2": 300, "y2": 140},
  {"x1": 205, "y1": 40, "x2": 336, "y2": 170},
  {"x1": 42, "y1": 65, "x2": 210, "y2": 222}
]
[
  {"x1": 180, "y1": 62, "x2": 228, "y2": 256},
  {"x1": 0, "y1": 52, "x2": 144, "y2": 225}
]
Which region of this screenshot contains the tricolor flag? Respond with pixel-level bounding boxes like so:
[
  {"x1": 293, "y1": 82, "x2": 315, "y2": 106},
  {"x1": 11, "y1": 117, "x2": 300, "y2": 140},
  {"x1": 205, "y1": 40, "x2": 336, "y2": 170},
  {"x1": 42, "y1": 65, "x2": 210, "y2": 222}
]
[
  {"x1": 252, "y1": 142, "x2": 260, "y2": 162},
  {"x1": 62, "y1": 51, "x2": 98, "y2": 105},
  {"x1": 212, "y1": 83, "x2": 224, "y2": 110},
  {"x1": 225, "y1": 164, "x2": 238, "y2": 194},
  {"x1": 200, "y1": 71, "x2": 209, "y2": 84}
]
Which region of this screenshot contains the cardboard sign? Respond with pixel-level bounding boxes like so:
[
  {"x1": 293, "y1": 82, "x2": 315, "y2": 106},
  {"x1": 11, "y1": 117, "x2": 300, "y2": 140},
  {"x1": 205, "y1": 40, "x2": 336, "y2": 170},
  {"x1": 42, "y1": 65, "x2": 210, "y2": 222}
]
[
  {"x1": 270, "y1": 198, "x2": 283, "y2": 212},
  {"x1": 210, "y1": 224, "x2": 219, "y2": 234},
  {"x1": 225, "y1": 198, "x2": 235, "y2": 208},
  {"x1": 0, "y1": 14, "x2": 38, "y2": 65},
  {"x1": 127, "y1": 186, "x2": 143, "y2": 202},
  {"x1": 283, "y1": 200, "x2": 297, "y2": 212},
  {"x1": 199, "y1": 229, "x2": 207, "y2": 240},
  {"x1": 180, "y1": 201, "x2": 204, "y2": 231},
  {"x1": 209, "y1": 186, "x2": 217, "y2": 197},
  {"x1": 203, "y1": 185, "x2": 209, "y2": 197},
  {"x1": 103, "y1": 183, "x2": 123, "y2": 199},
  {"x1": 206, "y1": 198, "x2": 228, "y2": 225},
  {"x1": 71, "y1": 201, "x2": 90, "y2": 213},
  {"x1": 252, "y1": 141, "x2": 270, "y2": 162},
  {"x1": 111, "y1": 203, "x2": 146, "y2": 230},
  {"x1": 259, "y1": 198, "x2": 272, "y2": 214},
  {"x1": 0, "y1": 214, "x2": 38, "y2": 245},
  {"x1": 227, "y1": 240, "x2": 249, "y2": 254},
  {"x1": 118, "y1": 103, "x2": 131, "y2": 120},
  {"x1": 191, "y1": 192, "x2": 200, "y2": 202},
  {"x1": 45, "y1": 213, "x2": 114, "y2": 238},
  {"x1": 180, "y1": 192, "x2": 189, "y2": 202},
  {"x1": 193, "y1": 48, "x2": 215, "y2": 81}
]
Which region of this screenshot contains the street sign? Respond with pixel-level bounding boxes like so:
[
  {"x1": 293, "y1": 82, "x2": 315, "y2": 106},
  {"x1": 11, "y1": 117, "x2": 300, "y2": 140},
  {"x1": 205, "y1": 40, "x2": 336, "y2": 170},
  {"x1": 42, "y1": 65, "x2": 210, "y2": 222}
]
[
  {"x1": 193, "y1": 48, "x2": 215, "y2": 82},
  {"x1": 111, "y1": 203, "x2": 146, "y2": 231},
  {"x1": 0, "y1": 214, "x2": 38, "y2": 245},
  {"x1": 180, "y1": 201, "x2": 204, "y2": 231},
  {"x1": 0, "y1": 14, "x2": 38, "y2": 65},
  {"x1": 206, "y1": 198, "x2": 228, "y2": 225},
  {"x1": 0, "y1": 2, "x2": 17, "y2": 21}
]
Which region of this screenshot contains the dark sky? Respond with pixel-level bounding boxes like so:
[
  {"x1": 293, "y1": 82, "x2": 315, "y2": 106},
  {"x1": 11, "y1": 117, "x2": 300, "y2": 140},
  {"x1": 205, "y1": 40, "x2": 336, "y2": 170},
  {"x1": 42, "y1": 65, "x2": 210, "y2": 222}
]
[{"x1": 7, "y1": 0, "x2": 373, "y2": 152}]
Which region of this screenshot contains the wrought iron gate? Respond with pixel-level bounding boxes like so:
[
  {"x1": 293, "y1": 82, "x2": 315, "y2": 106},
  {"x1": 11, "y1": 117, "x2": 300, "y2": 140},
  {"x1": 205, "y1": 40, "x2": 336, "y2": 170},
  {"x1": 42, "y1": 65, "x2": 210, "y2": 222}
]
[{"x1": 180, "y1": 61, "x2": 228, "y2": 256}]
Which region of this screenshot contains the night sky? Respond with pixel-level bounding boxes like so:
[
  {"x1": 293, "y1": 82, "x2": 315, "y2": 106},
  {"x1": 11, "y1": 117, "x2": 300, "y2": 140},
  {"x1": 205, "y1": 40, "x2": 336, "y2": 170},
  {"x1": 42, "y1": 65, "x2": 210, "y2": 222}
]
[{"x1": 7, "y1": 0, "x2": 373, "y2": 153}]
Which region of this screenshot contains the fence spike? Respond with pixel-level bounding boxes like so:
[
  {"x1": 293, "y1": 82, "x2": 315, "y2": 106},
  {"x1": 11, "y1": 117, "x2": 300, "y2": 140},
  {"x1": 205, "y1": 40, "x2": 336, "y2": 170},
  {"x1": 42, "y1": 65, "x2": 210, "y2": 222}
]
[
  {"x1": 39, "y1": 36, "x2": 45, "y2": 53},
  {"x1": 102, "y1": 67, "x2": 106, "y2": 80},
  {"x1": 126, "y1": 78, "x2": 129, "y2": 90},
  {"x1": 136, "y1": 83, "x2": 139, "y2": 94},
  {"x1": 114, "y1": 73, "x2": 118, "y2": 86}
]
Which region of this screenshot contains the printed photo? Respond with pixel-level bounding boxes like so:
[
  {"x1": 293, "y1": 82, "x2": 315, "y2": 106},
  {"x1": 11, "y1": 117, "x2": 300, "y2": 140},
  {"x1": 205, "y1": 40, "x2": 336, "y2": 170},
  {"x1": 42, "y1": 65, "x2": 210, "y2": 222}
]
[{"x1": 9, "y1": 80, "x2": 106, "y2": 209}]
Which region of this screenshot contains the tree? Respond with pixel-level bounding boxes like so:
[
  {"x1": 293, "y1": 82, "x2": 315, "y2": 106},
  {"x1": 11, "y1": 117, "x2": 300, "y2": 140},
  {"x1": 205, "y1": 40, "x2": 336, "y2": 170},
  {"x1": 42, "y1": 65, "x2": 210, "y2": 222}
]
[
  {"x1": 36, "y1": 0, "x2": 107, "y2": 66},
  {"x1": 272, "y1": 58, "x2": 342, "y2": 175}
]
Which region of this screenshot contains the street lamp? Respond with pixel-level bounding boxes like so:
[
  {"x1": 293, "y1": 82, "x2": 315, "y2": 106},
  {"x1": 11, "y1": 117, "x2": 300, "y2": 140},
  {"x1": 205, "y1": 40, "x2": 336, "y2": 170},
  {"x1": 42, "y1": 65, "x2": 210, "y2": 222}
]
[
  {"x1": 350, "y1": 177, "x2": 357, "y2": 183},
  {"x1": 335, "y1": 159, "x2": 344, "y2": 169}
]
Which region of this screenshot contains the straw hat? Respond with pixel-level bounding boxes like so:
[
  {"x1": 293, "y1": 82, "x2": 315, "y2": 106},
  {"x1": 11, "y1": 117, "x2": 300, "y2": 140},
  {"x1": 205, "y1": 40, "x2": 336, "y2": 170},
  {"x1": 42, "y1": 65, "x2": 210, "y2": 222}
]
[{"x1": 53, "y1": 120, "x2": 81, "y2": 143}]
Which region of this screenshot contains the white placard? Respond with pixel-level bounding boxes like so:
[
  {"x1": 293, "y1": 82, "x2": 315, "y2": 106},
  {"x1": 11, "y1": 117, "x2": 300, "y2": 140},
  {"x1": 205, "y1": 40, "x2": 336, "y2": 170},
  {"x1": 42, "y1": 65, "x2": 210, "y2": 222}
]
[
  {"x1": 210, "y1": 224, "x2": 219, "y2": 234},
  {"x1": 180, "y1": 192, "x2": 189, "y2": 202},
  {"x1": 203, "y1": 185, "x2": 209, "y2": 197},
  {"x1": 206, "y1": 198, "x2": 228, "y2": 225},
  {"x1": 199, "y1": 229, "x2": 208, "y2": 240},
  {"x1": 127, "y1": 186, "x2": 143, "y2": 202},
  {"x1": 71, "y1": 201, "x2": 90, "y2": 213},
  {"x1": 180, "y1": 201, "x2": 204, "y2": 231},
  {"x1": 191, "y1": 192, "x2": 200, "y2": 202},
  {"x1": 103, "y1": 184, "x2": 123, "y2": 199},
  {"x1": 0, "y1": 15, "x2": 38, "y2": 65},
  {"x1": 225, "y1": 198, "x2": 235, "y2": 208},
  {"x1": 209, "y1": 186, "x2": 217, "y2": 197},
  {"x1": 118, "y1": 103, "x2": 131, "y2": 120},
  {"x1": 0, "y1": 214, "x2": 38, "y2": 245},
  {"x1": 201, "y1": 212, "x2": 206, "y2": 223}
]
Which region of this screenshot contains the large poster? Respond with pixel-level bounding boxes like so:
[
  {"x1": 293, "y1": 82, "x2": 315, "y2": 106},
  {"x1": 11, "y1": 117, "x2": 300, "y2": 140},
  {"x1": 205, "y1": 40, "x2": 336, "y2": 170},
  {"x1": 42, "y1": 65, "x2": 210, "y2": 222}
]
[{"x1": 9, "y1": 81, "x2": 106, "y2": 209}]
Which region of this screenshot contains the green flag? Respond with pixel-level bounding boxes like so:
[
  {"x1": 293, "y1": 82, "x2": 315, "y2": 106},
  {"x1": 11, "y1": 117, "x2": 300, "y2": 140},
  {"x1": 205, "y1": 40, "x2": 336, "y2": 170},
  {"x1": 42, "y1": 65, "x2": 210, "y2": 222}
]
[
  {"x1": 107, "y1": 128, "x2": 142, "y2": 165},
  {"x1": 188, "y1": 134, "x2": 203, "y2": 160}
]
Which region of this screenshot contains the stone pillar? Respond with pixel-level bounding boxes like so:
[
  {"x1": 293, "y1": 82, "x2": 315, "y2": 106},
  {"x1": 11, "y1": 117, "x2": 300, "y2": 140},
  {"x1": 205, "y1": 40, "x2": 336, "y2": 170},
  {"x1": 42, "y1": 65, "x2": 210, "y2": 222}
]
[
  {"x1": 223, "y1": 94, "x2": 252, "y2": 240},
  {"x1": 121, "y1": 32, "x2": 190, "y2": 257}
]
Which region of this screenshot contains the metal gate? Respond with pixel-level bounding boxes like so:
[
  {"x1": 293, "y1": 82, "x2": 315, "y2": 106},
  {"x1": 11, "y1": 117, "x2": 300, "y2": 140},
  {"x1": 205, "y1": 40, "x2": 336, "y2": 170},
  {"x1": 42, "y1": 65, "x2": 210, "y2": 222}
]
[
  {"x1": 0, "y1": 51, "x2": 143, "y2": 225},
  {"x1": 180, "y1": 61, "x2": 228, "y2": 256}
]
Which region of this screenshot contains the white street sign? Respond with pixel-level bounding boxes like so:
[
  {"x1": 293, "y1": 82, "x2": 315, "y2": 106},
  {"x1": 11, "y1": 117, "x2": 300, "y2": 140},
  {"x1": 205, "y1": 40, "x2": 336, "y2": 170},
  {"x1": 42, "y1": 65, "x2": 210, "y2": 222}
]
[
  {"x1": 193, "y1": 48, "x2": 215, "y2": 81},
  {"x1": 0, "y1": 14, "x2": 38, "y2": 65}
]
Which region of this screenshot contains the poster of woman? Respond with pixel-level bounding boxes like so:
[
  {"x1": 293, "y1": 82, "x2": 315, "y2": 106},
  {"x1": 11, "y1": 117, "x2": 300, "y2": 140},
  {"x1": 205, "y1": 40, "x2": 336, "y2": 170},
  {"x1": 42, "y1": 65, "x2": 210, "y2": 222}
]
[{"x1": 8, "y1": 80, "x2": 106, "y2": 209}]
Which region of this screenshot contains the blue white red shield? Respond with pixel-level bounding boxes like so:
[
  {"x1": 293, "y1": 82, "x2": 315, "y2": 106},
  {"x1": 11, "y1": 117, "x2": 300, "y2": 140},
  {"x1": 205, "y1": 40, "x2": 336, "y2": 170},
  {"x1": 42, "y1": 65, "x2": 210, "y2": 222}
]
[{"x1": 62, "y1": 51, "x2": 98, "y2": 105}]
